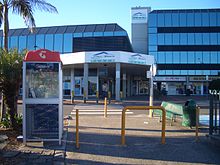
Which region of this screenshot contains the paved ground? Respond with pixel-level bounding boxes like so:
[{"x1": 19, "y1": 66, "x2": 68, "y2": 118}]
[{"x1": 1, "y1": 95, "x2": 220, "y2": 164}]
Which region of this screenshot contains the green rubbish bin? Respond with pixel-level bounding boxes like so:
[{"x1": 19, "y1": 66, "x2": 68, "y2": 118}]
[{"x1": 182, "y1": 100, "x2": 197, "y2": 127}]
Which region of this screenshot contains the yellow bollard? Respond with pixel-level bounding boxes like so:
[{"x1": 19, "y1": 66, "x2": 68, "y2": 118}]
[
  {"x1": 108, "y1": 91, "x2": 111, "y2": 104},
  {"x1": 121, "y1": 109, "x2": 126, "y2": 145},
  {"x1": 96, "y1": 91, "x2": 99, "y2": 103},
  {"x1": 76, "y1": 109, "x2": 79, "y2": 149},
  {"x1": 83, "y1": 91, "x2": 86, "y2": 103},
  {"x1": 72, "y1": 90, "x2": 74, "y2": 104},
  {"x1": 104, "y1": 97, "x2": 107, "y2": 118},
  {"x1": 121, "y1": 106, "x2": 166, "y2": 145},
  {"x1": 195, "y1": 106, "x2": 200, "y2": 142}
]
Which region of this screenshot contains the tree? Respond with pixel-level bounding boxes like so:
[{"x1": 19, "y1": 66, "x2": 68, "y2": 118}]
[
  {"x1": 0, "y1": 0, "x2": 58, "y2": 51},
  {"x1": 0, "y1": 48, "x2": 24, "y2": 129},
  {"x1": 0, "y1": 0, "x2": 57, "y2": 128}
]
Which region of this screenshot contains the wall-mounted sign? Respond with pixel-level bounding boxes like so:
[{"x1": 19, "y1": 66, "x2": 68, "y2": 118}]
[
  {"x1": 131, "y1": 7, "x2": 151, "y2": 24},
  {"x1": 154, "y1": 76, "x2": 186, "y2": 82},
  {"x1": 88, "y1": 52, "x2": 116, "y2": 63},
  {"x1": 128, "y1": 53, "x2": 147, "y2": 65}
]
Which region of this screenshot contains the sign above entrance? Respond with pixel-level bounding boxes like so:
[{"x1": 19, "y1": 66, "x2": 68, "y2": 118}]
[{"x1": 61, "y1": 51, "x2": 154, "y2": 66}]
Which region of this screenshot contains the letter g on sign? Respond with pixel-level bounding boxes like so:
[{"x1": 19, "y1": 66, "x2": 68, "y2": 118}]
[{"x1": 39, "y1": 51, "x2": 46, "y2": 59}]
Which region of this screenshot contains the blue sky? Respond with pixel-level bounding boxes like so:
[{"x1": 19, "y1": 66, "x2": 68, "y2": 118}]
[{"x1": 2, "y1": 0, "x2": 220, "y2": 38}]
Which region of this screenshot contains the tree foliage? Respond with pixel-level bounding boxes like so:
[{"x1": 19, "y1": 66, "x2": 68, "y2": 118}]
[{"x1": 0, "y1": 48, "x2": 24, "y2": 129}]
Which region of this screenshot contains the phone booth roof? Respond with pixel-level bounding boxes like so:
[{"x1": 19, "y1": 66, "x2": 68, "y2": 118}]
[{"x1": 24, "y1": 49, "x2": 61, "y2": 62}]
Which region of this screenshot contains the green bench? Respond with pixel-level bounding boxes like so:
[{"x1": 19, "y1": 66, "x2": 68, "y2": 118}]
[{"x1": 153, "y1": 101, "x2": 183, "y2": 125}]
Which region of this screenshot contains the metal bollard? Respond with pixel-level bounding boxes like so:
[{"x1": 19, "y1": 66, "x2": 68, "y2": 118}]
[
  {"x1": 72, "y1": 90, "x2": 74, "y2": 104},
  {"x1": 120, "y1": 91, "x2": 123, "y2": 101},
  {"x1": 83, "y1": 91, "x2": 86, "y2": 103},
  {"x1": 96, "y1": 91, "x2": 99, "y2": 104},
  {"x1": 108, "y1": 91, "x2": 111, "y2": 104},
  {"x1": 104, "y1": 97, "x2": 107, "y2": 118},
  {"x1": 195, "y1": 106, "x2": 200, "y2": 142},
  {"x1": 76, "y1": 109, "x2": 79, "y2": 149}
]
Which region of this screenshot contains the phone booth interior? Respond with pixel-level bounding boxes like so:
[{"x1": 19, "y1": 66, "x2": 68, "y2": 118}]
[{"x1": 22, "y1": 49, "x2": 63, "y2": 144}]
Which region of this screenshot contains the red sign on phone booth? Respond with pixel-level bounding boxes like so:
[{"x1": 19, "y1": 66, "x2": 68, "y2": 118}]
[{"x1": 24, "y1": 49, "x2": 61, "y2": 62}]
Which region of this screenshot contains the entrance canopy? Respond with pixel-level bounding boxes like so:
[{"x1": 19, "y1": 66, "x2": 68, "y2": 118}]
[{"x1": 61, "y1": 51, "x2": 154, "y2": 66}]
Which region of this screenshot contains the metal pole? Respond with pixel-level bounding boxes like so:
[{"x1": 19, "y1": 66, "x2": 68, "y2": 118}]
[
  {"x1": 209, "y1": 94, "x2": 213, "y2": 135},
  {"x1": 76, "y1": 109, "x2": 79, "y2": 149},
  {"x1": 121, "y1": 109, "x2": 126, "y2": 146},
  {"x1": 104, "y1": 97, "x2": 107, "y2": 118},
  {"x1": 96, "y1": 91, "x2": 99, "y2": 104},
  {"x1": 149, "y1": 65, "x2": 153, "y2": 118},
  {"x1": 195, "y1": 106, "x2": 200, "y2": 142}
]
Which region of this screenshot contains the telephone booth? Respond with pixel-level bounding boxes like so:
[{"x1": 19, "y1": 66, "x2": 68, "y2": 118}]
[{"x1": 22, "y1": 49, "x2": 63, "y2": 144}]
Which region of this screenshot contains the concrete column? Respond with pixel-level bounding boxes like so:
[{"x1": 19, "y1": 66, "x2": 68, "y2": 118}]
[
  {"x1": 127, "y1": 75, "x2": 131, "y2": 97},
  {"x1": 71, "y1": 68, "x2": 75, "y2": 100},
  {"x1": 83, "y1": 63, "x2": 89, "y2": 99},
  {"x1": 115, "y1": 63, "x2": 121, "y2": 101},
  {"x1": 123, "y1": 73, "x2": 126, "y2": 98}
]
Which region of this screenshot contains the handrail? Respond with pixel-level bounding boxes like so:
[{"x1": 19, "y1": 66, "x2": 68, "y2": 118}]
[
  {"x1": 121, "y1": 106, "x2": 166, "y2": 145},
  {"x1": 76, "y1": 109, "x2": 79, "y2": 149}
]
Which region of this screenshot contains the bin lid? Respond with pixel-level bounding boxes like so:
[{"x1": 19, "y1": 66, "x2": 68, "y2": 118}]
[
  {"x1": 185, "y1": 99, "x2": 196, "y2": 107},
  {"x1": 24, "y1": 49, "x2": 61, "y2": 62}
]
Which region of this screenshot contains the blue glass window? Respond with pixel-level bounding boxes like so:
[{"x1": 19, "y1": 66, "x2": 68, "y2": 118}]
[
  {"x1": 188, "y1": 70, "x2": 195, "y2": 75},
  {"x1": 148, "y1": 14, "x2": 157, "y2": 27},
  {"x1": 114, "y1": 31, "x2": 127, "y2": 36},
  {"x1": 158, "y1": 70, "x2": 165, "y2": 75},
  {"x1": 195, "y1": 13, "x2": 202, "y2": 26},
  {"x1": 204, "y1": 70, "x2": 210, "y2": 75},
  {"x1": 73, "y1": 33, "x2": 83, "y2": 38},
  {"x1": 187, "y1": 13, "x2": 194, "y2": 26},
  {"x1": 195, "y1": 33, "x2": 202, "y2": 45},
  {"x1": 187, "y1": 33, "x2": 195, "y2": 45},
  {"x1": 173, "y1": 70, "x2": 180, "y2": 75},
  {"x1": 180, "y1": 33, "x2": 187, "y2": 45},
  {"x1": 45, "y1": 34, "x2": 54, "y2": 50},
  {"x1": 188, "y1": 52, "x2": 195, "y2": 64},
  {"x1": 173, "y1": 52, "x2": 180, "y2": 63},
  {"x1": 149, "y1": 34, "x2": 157, "y2": 45},
  {"x1": 217, "y1": 13, "x2": 220, "y2": 26},
  {"x1": 210, "y1": 52, "x2": 218, "y2": 64},
  {"x1": 210, "y1": 33, "x2": 217, "y2": 45},
  {"x1": 179, "y1": 13, "x2": 187, "y2": 26},
  {"x1": 181, "y1": 70, "x2": 187, "y2": 75},
  {"x1": 172, "y1": 33, "x2": 180, "y2": 45},
  {"x1": 165, "y1": 70, "x2": 172, "y2": 75},
  {"x1": 202, "y1": 13, "x2": 209, "y2": 26},
  {"x1": 218, "y1": 52, "x2": 220, "y2": 64},
  {"x1": 104, "y1": 32, "x2": 114, "y2": 36},
  {"x1": 148, "y1": 28, "x2": 157, "y2": 33},
  {"x1": 149, "y1": 46, "x2": 157, "y2": 51},
  {"x1": 195, "y1": 52, "x2": 203, "y2": 64},
  {"x1": 36, "y1": 34, "x2": 45, "y2": 49},
  {"x1": 209, "y1": 12, "x2": 217, "y2": 26},
  {"x1": 83, "y1": 32, "x2": 93, "y2": 37},
  {"x1": 10, "y1": 36, "x2": 18, "y2": 49},
  {"x1": 210, "y1": 70, "x2": 218, "y2": 75},
  {"x1": 63, "y1": 33, "x2": 73, "y2": 53},
  {"x1": 93, "y1": 32, "x2": 103, "y2": 37},
  {"x1": 54, "y1": 34, "x2": 63, "y2": 53},
  {"x1": 172, "y1": 13, "x2": 179, "y2": 26},
  {"x1": 18, "y1": 36, "x2": 27, "y2": 52},
  {"x1": 27, "y1": 35, "x2": 35, "y2": 50},
  {"x1": 203, "y1": 52, "x2": 210, "y2": 64},
  {"x1": 157, "y1": 13, "x2": 165, "y2": 27},
  {"x1": 165, "y1": 52, "x2": 172, "y2": 64},
  {"x1": 195, "y1": 70, "x2": 202, "y2": 75},
  {"x1": 158, "y1": 33, "x2": 164, "y2": 45},
  {"x1": 158, "y1": 52, "x2": 165, "y2": 63},
  {"x1": 202, "y1": 33, "x2": 209, "y2": 45},
  {"x1": 218, "y1": 33, "x2": 220, "y2": 44},
  {"x1": 164, "y1": 33, "x2": 172, "y2": 45},
  {"x1": 164, "y1": 13, "x2": 172, "y2": 27},
  {"x1": 180, "y1": 52, "x2": 187, "y2": 64}
]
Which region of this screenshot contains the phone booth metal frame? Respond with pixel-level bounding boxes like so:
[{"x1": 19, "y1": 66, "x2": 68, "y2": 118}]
[{"x1": 22, "y1": 49, "x2": 63, "y2": 145}]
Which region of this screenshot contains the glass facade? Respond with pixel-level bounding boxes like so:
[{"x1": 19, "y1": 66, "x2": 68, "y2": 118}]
[
  {"x1": 1, "y1": 23, "x2": 132, "y2": 54},
  {"x1": 148, "y1": 9, "x2": 220, "y2": 76}
]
